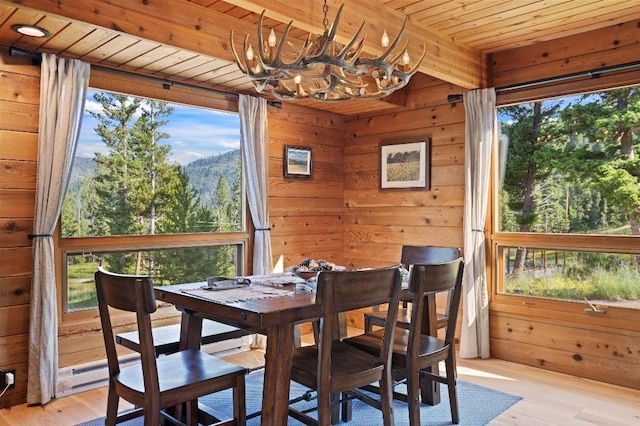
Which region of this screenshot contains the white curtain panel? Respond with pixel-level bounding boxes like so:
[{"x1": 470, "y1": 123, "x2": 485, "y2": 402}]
[
  {"x1": 239, "y1": 94, "x2": 273, "y2": 275},
  {"x1": 459, "y1": 88, "x2": 496, "y2": 359},
  {"x1": 28, "y1": 54, "x2": 90, "y2": 404}
]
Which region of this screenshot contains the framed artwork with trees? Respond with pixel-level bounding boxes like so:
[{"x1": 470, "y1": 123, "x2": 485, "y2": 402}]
[{"x1": 379, "y1": 138, "x2": 430, "y2": 190}]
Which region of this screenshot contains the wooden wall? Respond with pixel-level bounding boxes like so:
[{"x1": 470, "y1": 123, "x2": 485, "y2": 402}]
[
  {"x1": 343, "y1": 74, "x2": 466, "y2": 268},
  {"x1": 0, "y1": 51, "x2": 37, "y2": 408},
  {"x1": 488, "y1": 20, "x2": 640, "y2": 390},
  {"x1": 267, "y1": 104, "x2": 345, "y2": 270}
]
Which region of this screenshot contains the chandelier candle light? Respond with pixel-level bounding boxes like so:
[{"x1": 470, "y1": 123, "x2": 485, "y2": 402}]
[{"x1": 230, "y1": 1, "x2": 425, "y2": 102}]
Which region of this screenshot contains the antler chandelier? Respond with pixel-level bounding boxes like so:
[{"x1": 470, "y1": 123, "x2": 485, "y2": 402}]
[{"x1": 230, "y1": 1, "x2": 425, "y2": 102}]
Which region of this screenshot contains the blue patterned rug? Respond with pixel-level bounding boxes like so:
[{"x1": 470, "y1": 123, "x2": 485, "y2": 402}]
[{"x1": 78, "y1": 369, "x2": 521, "y2": 425}]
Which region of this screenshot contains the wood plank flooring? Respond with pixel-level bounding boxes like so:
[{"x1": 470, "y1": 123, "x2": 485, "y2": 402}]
[{"x1": 1, "y1": 350, "x2": 639, "y2": 425}]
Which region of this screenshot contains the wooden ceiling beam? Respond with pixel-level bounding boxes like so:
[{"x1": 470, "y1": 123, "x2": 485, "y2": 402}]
[{"x1": 0, "y1": 0, "x2": 484, "y2": 90}]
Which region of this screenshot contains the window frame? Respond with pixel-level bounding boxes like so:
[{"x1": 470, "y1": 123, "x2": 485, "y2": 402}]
[
  {"x1": 56, "y1": 69, "x2": 251, "y2": 323},
  {"x1": 490, "y1": 74, "x2": 640, "y2": 318}
]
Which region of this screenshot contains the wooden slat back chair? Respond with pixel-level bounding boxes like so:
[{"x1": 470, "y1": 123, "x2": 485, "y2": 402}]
[
  {"x1": 288, "y1": 265, "x2": 403, "y2": 426},
  {"x1": 95, "y1": 267, "x2": 247, "y2": 426},
  {"x1": 364, "y1": 245, "x2": 462, "y2": 333},
  {"x1": 346, "y1": 258, "x2": 465, "y2": 425}
]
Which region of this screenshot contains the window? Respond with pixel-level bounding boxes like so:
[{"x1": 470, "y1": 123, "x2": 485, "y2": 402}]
[
  {"x1": 60, "y1": 88, "x2": 247, "y2": 313},
  {"x1": 494, "y1": 85, "x2": 640, "y2": 310}
]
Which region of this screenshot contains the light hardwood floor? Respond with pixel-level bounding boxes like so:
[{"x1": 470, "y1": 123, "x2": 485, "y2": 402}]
[{"x1": 1, "y1": 350, "x2": 639, "y2": 425}]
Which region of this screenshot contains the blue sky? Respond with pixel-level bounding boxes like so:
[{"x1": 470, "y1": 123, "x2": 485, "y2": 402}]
[{"x1": 78, "y1": 89, "x2": 240, "y2": 165}]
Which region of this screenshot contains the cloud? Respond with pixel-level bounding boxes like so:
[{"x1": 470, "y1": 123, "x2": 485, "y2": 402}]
[{"x1": 77, "y1": 90, "x2": 240, "y2": 164}]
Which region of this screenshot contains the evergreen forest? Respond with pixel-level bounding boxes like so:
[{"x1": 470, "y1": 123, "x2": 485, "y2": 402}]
[
  {"x1": 499, "y1": 86, "x2": 640, "y2": 303},
  {"x1": 62, "y1": 92, "x2": 242, "y2": 309}
]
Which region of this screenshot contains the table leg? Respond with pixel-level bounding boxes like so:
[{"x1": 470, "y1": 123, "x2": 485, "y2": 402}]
[
  {"x1": 261, "y1": 322, "x2": 295, "y2": 425},
  {"x1": 179, "y1": 311, "x2": 203, "y2": 350}
]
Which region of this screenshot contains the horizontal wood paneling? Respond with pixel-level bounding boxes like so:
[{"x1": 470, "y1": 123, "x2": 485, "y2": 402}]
[
  {"x1": 267, "y1": 102, "x2": 345, "y2": 270},
  {"x1": 491, "y1": 19, "x2": 640, "y2": 91},
  {"x1": 0, "y1": 247, "x2": 32, "y2": 278},
  {"x1": 0, "y1": 51, "x2": 38, "y2": 408},
  {"x1": 0, "y1": 277, "x2": 30, "y2": 307},
  {"x1": 0, "y1": 219, "x2": 32, "y2": 248},
  {"x1": 0, "y1": 334, "x2": 28, "y2": 365},
  {"x1": 0, "y1": 130, "x2": 38, "y2": 161},
  {"x1": 0, "y1": 160, "x2": 37, "y2": 189},
  {"x1": 0, "y1": 304, "x2": 30, "y2": 336},
  {"x1": 0, "y1": 189, "x2": 35, "y2": 218},
  {"x1": 0, "y1": 101, "x2": 38, "y2": 133}
]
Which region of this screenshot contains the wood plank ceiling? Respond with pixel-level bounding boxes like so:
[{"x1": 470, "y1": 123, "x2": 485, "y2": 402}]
[{"x1": 1, "y1": 0, "x2": 639, "y2": 116}]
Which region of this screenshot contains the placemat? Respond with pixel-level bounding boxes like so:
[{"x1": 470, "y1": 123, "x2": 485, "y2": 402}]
[{"x1": 181, "y1": 285, "x2": 294, "y2": 304}]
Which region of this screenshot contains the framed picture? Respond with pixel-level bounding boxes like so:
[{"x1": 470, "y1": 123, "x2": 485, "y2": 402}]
[
  {"x1": 380, "y1": 138, "x2": 430, "y2": 190},
  {"x1": 284, "y1": 145, "x2": 313, "y2": 178}
]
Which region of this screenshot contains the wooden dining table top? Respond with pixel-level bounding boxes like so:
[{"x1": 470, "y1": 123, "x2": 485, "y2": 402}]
[{"x1": 154, "y1": 278, "x2": 321, "y2": 330}]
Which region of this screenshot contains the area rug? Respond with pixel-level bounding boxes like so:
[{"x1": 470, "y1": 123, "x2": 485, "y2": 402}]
[{"x1": 77, "y1": 370, "x2": 521, "y2": 425}]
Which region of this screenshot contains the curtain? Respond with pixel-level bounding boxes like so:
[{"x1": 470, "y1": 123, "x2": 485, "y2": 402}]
[
  {"x1": 239, "y1": 94, "x2": 273, "y2": 275},
  {"x1": 27, "y1": 54, "x2": 90, "y2": 404},
  {"x1": 459, "y1": 88, "x2": 496, "y2": 359}
]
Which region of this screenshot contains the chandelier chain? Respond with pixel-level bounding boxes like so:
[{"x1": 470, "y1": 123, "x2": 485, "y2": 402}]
[{"x1": 322, "y1": 0, "x2": 329, "y2": 31}]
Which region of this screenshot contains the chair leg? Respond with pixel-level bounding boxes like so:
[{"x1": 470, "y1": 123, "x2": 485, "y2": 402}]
[
  {"x1": 406, "y1": 369, "x2": 421, "y2": 426},
  {"x1": 105, "y1": 384, "x2": 119, "y2": 426},
  {"x1": 233, "y1": 375, "x2": 247, "y2": 424},
  {"x1": 330, "y1": 392, "x2": 341, "y2": 425},
  {"x1": 340, "y1": 392, "x2": 352, "y2": 422},
  {"x1": 379, "y1": 374, "x2": 395, "y2": 426},
  {"x1": 445, "y1": 357, "x2": 460, "y2": 424}
]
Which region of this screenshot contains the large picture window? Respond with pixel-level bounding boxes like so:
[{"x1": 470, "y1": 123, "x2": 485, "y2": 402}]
[
  {"x1": 60, "y1": 89, "x2": 247, "y2": 313},
  {"x1": 494, "y1": 85, "x2": 640, "y2": 310}
]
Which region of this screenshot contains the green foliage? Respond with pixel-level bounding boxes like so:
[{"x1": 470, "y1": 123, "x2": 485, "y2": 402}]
[
  {"x1": 506, "y1": 266, "x2": 639, "y2": 301},
  {"x1": 499, "y1": 86, "x2": 639, "y2": 238},
  {"x1": 64, "y1": 91, "x2": 243, "y2": 306}
]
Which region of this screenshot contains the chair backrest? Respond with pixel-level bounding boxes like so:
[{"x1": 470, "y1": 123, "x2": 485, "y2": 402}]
[
  {"x1": 315, "y1": 265, "x2": 403, "y2": 368},
  {"x1": 407, "y1": 259, "x2": 464, "y2": 350},
  {"x1": 400, "y1": 245, "x2": 461, "y2": 318},
  {"x1": 94, "y1": 267, "x2": 159, "y2": 393},
  {"x1": 400, "y1": 245, "x2": 461, "y2": 268}
]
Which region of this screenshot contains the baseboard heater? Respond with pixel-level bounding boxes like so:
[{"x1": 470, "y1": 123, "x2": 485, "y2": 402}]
[{"x1": 57, "y1": 335, "x2": 251, "y2": 397}]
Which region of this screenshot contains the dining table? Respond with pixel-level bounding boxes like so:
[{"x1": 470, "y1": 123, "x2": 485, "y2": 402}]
[
  {"x1": 155, "y1": 273, "x2": 320, "y2": 425},
  {"x1": 154, "y1": 271, "x2": 441, "y2": 425}
]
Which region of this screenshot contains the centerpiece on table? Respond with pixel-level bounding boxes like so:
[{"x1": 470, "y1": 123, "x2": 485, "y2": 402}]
[{"x1": 286, "y1": 258, "x2": 346, "y2": 280}]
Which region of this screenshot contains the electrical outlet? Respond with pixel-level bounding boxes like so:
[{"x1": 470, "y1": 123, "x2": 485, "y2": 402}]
[{"x1": 0, "y1": 370, "x2": 16, "y2": 389}]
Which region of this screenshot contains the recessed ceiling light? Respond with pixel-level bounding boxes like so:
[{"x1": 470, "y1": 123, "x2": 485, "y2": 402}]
[{"x1": 11, "y1": 24, "x2": 51, "y2": 38}]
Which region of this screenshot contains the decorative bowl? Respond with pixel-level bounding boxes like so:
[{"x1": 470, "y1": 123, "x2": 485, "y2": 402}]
[{"x1": 295, "y1": 271, "x2": 319, "y2": 280}]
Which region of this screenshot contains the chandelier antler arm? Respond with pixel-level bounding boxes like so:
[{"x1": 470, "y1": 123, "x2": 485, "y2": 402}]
[
  {"x1": 230, "y1": 31, "x2": 249, "y2": 74},
  {"x1": 254, "y1": 10, "x2": 310, "y2": 73}
]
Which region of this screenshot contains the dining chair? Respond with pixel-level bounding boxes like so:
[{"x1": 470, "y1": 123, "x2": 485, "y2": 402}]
[
  {"x1": 288, "y1": 265, "x2": 403, "y2": 426},
  {"x1": 95, "y1": 267, "x2": 247, "y2": 426},
  {"x1": 363, "y1": 245, "x2": 462, "y2": 333},
  {"x1": 345, "y1": 258, "x2": 465, "y2": 425}
]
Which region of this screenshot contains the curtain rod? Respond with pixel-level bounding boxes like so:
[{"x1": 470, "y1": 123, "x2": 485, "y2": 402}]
[
  {"x1": 446, "y1": 59, "x2": 640, "y2": 103},
  {"x1": 8, "y1": 46, "x2": 282, "y2": 109}
]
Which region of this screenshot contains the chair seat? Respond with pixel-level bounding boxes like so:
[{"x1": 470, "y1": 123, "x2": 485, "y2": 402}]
[
  {"x1": 345, "y1": 328, "x2": 449, "y2": 368},
  {"x1": 117, "y1": 349, "x2": 246, "y2": 396},
  {"x1": 291, "y1": 341, "x2": 385, "y2": 392},
  {"x1": 364, "y1": 308, "x2": 447, "y2": 332}
]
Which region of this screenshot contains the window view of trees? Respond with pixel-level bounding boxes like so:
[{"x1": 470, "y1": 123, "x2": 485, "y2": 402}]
[
  {"x1": 497, "y1": 85, "x2": 639, "y2": 306},
  {"x1": 61, "y1": 90, "x2": 244, "y2": 312}
]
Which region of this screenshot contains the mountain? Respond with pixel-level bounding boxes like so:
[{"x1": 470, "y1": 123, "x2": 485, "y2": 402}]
[
  {"x1": 183, "y1": 149, "x2": 240, "y2": 206},
  {"x1": 67, "y1": 150, "x2": 240, "y2": 208}
]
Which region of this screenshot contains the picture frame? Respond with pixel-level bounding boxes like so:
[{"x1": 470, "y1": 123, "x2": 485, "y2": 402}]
[
  {"x1": 284, "y1": 145, "x2": 313, "y2": 178},
  {"x1": 379, "y1": 138, "x2": 430, "y2": 190}
]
